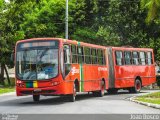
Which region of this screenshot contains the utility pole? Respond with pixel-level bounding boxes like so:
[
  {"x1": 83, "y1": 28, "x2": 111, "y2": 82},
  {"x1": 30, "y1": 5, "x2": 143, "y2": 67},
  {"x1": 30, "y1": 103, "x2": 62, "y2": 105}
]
[{"x1": 65, "y1": 0, "x2": 68, "y2": 39}]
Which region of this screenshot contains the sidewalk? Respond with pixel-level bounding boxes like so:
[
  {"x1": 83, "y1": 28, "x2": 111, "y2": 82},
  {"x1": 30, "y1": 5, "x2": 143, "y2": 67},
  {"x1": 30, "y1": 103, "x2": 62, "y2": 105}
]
[{"x1": 0, "y1": 92, "x2": 15, "y2": 96}]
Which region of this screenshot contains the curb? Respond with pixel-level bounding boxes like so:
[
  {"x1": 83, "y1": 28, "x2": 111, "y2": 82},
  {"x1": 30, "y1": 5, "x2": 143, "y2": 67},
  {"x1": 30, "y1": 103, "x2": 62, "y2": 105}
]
[
  {"x1": 0, "y1": 92, "x2": 15, "y2": 97},
  {"x1": 130, "y1": 96, "x2": 160, "y2": 109}
]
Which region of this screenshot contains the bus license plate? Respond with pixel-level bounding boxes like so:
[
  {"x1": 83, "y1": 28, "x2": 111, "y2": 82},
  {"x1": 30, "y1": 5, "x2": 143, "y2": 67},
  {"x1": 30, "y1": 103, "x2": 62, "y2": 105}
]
[{"x1": 34, "y1": 89, "x2": 41, "y2": 92}]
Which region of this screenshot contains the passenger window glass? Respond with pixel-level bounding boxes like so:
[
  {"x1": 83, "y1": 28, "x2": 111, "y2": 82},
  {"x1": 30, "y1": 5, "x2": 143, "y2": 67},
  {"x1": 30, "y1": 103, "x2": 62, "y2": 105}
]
[
  {"x1": 71, "y1": 45, "x2": 77, "y2": 63},
  {"x1": 84, "y1": 47, "x2": 91, "y2": 64},
  {"x1": 63, "y1": 45, "x2": 71, "y2": 77},
  {"x1": 124, "y1": 51, "x2": 131, "y2": 65},
  {"x1": 64, "y1": 45, "x2": 71, "y2": 64},
  {"x1": 132, "y1": 51, "x2": 139, "y2": 65},
  {"x1": 139, "y1": 52, "x2": 146, "y2": 65},
  {"x1": 115, "y1": 51, "x2": 123, "y2": 65},
  {"x1": 102, "y1": 50, "x2": 106, "y2": 65},
  {"x1": 91, "y1": 49, "x2": 97, "y2": 64},
  {"x1": 77, "y1": 47, "x2": 84, "y2": 63},
  {"x1": 147, "y1": 52, "x2": 153, "y2": 65}
]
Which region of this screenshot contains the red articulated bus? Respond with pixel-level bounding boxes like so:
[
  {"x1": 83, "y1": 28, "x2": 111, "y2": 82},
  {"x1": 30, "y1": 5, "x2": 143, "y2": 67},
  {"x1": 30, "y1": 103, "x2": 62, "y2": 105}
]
[
  {"x1": 15, "y1": 38, "x2": 108, "y2": 102},
  {"x1": 15, "y1": 38, "x2": 156, "y2": 102},
  {"x1": 106, "y1": 47, "x2": 156, "y2": 94}
]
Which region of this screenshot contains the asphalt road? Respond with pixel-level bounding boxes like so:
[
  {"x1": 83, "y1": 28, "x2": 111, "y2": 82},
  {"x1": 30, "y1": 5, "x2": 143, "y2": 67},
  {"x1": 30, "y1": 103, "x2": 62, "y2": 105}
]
[{"x1": 0, "y1": 89, "x2": 160, "y2": 115}]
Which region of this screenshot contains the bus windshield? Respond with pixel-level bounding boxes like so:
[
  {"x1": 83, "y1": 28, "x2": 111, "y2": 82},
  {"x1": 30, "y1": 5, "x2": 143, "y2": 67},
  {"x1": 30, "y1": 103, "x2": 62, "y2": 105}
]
[{"x1": 16, "y1": 41, "x2": 59, "y2": 80}]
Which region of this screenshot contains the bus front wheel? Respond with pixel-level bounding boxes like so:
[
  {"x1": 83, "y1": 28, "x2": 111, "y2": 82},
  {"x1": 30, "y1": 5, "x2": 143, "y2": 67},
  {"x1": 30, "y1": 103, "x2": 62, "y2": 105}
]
[
  {"x1": 33, "y1": 95, "x2": 40, "y2": 102},
  {"x1": 68, "y1": 83, "x2": 76, "y2": 102}
]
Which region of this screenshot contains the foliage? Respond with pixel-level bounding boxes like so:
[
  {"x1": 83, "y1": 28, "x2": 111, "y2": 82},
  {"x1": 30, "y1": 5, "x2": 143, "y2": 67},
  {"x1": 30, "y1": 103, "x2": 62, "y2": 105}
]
[
  {"x1": 0, "y1": 0, "x2": 38, "y2": 84},
  {"x1": 1, "y1": 0, "x2": 160, "y2": 85},
  {"x1": 106, "y1": 0, "x2": 147, "y2": 47},
  {"x1": 140, "y1": 0, "x2": 160, "y2": 23}
]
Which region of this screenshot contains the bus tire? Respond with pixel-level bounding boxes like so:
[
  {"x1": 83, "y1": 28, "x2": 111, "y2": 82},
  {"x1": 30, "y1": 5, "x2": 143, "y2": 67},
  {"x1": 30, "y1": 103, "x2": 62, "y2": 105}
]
[
  {"x1": 69, "y1": 82, "x2": 76, "y2": 102},
  {"x1": 33, "y1": 95, "x2": 40, "y2": 102},
  {"x1": 129, "y1": 79, "x2": 142, "y2": 93},
  {"x1": 135, "y1": 79, "x2": 142, "y2": 93},
  {"x1": 97, "y1": 80, "x2": 105, "y2": 97},
  {"x1": 107, "y1": 88, "x2": 118, "y2": 94},
  {"x1": 92, "y1": 91, "x2": 98, "y2": 97}
]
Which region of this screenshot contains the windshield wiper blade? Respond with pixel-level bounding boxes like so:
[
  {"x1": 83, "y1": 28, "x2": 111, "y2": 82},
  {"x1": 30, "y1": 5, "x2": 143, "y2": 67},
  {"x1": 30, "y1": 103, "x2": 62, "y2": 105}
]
[{"x1": 37, "y1": 48, "x2": 49, "y2": 63}]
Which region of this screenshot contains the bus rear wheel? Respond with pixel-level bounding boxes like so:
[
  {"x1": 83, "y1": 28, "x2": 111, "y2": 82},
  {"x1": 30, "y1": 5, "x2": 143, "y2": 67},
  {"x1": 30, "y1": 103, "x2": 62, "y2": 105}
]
[
  {"x1": 68, "y1": 83, "x2": 76, "y2": 102},
  {"x1": 129, "y1": 79, "x2": 142, "y2": 93},
  {"x1": 33, "y1": 95, "x2": 40, "y2": 102}
]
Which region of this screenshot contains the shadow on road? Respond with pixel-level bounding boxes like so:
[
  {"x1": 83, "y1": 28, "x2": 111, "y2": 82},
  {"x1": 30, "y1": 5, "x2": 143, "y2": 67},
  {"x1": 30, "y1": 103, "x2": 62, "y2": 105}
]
[
  {"x1": 105, "y1": 91, "x2": 148, "y2": 96},
  {"x1": 0, "y1": 93, "x2": 97, "y2": 107},
  {"x1": 0, "y1": 90, "x2": 151, "y2": 107}
]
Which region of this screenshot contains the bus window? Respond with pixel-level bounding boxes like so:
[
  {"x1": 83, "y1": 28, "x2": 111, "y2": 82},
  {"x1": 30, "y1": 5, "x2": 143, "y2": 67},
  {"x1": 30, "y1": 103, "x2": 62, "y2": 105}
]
[
  {"x1": 139, "y1": 52, "x2": 146, "y2": 65},
  {"x1": 60, "y1": 49, "x2": 64, "y2": 77},
  {"x1": 91, "y1": 49, "x2": 97, "y2": 64},
  {"x1": 77, "y1": 46, "x2": 84, "y2": 64},
  {"x1": 63, "y1": 45, "x2": 71, "y2": 76},
  {"x1": 147, "y1": 52, "x2": 153, "y2": 65},
  {"x1": 71, "y1": 45, "x2": 77, "y2": 63},
  {"x1": 97, "y1": 49, "x2": 106, "y2": 65},
  {"x1": 16, "y1": 48, "x2": 59, "y2": 80},
  {"x1": 97, "y1": 49, "x2": 103, "y2": 65},
  {"x1": 84, "y1": 47, "x2": 91, "y2": 64},
  {"x1": 124, "y1": 51, "x2": 131, "y2": 65},
  {"x1": 102, "y1": 50, "x2": 106, "y2": 65},
  {"x1": 132, "y1": 51, "x2": 139, "y2": 65},
  {"x1": 115, "y1": 51, "x2": 123, "y2": 65}
]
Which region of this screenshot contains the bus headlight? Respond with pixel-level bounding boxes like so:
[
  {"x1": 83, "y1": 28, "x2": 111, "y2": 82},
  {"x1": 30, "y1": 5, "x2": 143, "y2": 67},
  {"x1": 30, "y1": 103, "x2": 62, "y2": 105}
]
[
  {"x1": 52, "y1": 81, "x2": 60, "y2": 86},
  {"x1": 17, "y1": 83, "x2": 25, "y2": 87}
]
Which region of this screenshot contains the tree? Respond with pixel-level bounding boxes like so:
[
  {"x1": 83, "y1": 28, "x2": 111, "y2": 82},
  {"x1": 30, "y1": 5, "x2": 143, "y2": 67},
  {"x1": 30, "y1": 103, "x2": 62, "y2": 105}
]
[
  {"x1": 140, "y1": 0, "x2": 160, "y2": 60},
  {"x1": 0, "y1": 0, "x2": 38, "y2": 85},
  {"x1": 21, "y1": 0, "x2": 76, "y2": 39},
  {"x1": 141, "y1": 0, "x2": 160, "y2": 23}
]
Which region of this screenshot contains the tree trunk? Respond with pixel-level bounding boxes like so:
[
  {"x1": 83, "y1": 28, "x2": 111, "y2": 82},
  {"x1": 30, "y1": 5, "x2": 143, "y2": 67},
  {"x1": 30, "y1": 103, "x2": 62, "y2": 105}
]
[
  {"x1": 0, "y1": 63, "x2": 5, "y2": 85},
  {"x1": 4, "y1": 64, "x2": 11, "y2": 86}
]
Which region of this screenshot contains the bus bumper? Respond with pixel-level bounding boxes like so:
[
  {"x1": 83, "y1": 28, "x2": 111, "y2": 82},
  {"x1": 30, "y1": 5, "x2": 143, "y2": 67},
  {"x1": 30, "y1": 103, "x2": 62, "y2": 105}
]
[{"x1": 16, "y1": 82, "x2": 73, "y2": 96}]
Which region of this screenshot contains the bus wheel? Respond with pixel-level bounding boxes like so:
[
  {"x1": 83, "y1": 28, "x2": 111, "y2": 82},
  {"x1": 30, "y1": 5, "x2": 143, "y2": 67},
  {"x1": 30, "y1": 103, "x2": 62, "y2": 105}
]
[
  {"x1": 134, "y1": 79, "x2": 142, "y2": 93},
  {"x1": 97, "y1": 80, "x2": 105, "y2": 97},
  {"x1": 129, "y1": 79, "x2": 142, "y2": 93},
  {"x1": 33, "y1": 95, "x2": 40, "y2": 102},
  {"x1": 69, "y1": 83, "x2": 76, "y2": 102},
  {"x1": 92, "y1": 91, "x2": 98, "y2": 97},
  {"x1": 107, "y1": 88, "x2": 118, "y2": 94}
]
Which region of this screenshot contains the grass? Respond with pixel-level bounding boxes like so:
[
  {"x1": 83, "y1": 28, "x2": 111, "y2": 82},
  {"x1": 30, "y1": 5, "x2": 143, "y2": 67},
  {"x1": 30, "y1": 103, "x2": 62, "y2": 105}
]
[
  {"x1": 0, "y1": 79, "x2": 15, "y2": 95},
  {"x1": 0, "y1": 87, "x2": 15, "y2": 95},
  {"x1": 136, "y1": 92, "x2": 160, "y2": 105}
]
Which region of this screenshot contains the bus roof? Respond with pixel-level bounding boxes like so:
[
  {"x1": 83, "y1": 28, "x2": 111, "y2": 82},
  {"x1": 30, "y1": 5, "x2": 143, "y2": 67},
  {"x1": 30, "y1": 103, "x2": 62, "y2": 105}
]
[
  {"x1": 110, "y1": 46, "x2": 153, "y2": 51},
  {"x1": 16, "y1": 38, "x2": 153, "y2": 51},
  {"x1": 16, "y1": 38, "x2": 106, "y2": 49}
]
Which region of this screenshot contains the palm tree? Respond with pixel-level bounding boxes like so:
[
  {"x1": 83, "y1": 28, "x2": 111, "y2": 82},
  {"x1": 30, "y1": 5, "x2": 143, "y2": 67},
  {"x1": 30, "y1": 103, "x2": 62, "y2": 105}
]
[{"x1": 141, "y1": 0, "x2": 160, "y2": 23}]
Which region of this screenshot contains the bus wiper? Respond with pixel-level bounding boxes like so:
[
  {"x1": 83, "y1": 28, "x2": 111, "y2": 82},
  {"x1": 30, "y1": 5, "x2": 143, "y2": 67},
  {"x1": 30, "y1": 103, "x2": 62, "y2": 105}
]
[
  {"x1": 23, "y1": 49, "x2": 28, "y2": 69},
  {"x1": 37, "y1": 48, "x2": 49, "y2": 63}
]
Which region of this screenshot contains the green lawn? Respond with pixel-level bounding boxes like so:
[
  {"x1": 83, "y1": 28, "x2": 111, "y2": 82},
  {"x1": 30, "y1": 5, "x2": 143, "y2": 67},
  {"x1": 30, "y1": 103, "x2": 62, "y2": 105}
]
[
  {"x1": 136, "y1": 92, "x2": 160, "y2": 105},
  {"x1": 0, "y1": 87, "x2": 15, "y2": 95}
]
